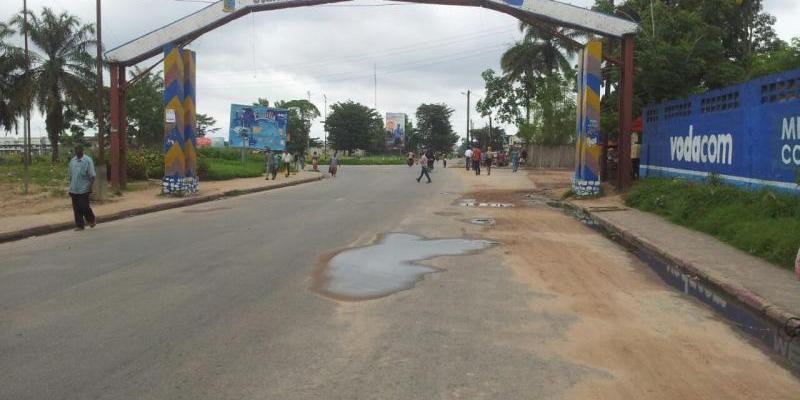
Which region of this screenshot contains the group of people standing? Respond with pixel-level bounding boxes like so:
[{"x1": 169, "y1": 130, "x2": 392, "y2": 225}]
[
  {"x1": 464, "y1": 144, "x2": 527, "y2": 175},
  {"x1": 263, "y1": 150, "x2": 338, "y2": 179}
]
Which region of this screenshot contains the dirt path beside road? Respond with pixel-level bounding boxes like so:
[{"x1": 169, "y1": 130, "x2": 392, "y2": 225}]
[{"x1": 456, "y1": 168, "x2": 800, "y2": 399}]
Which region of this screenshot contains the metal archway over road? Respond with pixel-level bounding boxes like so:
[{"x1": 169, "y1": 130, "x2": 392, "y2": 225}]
[{"x1": 104, "y1": 0, "x2": 638, "y2": 190}]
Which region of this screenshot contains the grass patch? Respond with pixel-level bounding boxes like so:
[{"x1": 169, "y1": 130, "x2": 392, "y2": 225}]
[
  {"x1": 203, "y1": 158, "x2": 265, "y2": 181},
  {"x1": 0, "y1": 155, "x2": 69, "y2": 192},
  {"x1": 625, "y1": 178, "x2": 800, "y2": 269}
]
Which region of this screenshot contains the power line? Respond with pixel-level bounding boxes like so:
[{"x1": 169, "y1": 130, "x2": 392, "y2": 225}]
[{"x1": 202, "y1": 26, "x2": 515, "y2": 77}]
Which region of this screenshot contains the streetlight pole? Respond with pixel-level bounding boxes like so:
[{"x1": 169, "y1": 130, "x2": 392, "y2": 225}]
[
  {"x1": 95, "y1": 0, "x2": 105, "y2": 199},
  {"x1": 461, "y1": 90, "x2": 471, "y2": 145},
  {"x1": 22, "y1": 0, "x2": 30, "y2": 195},
  {"x1": 323, "y1": 94, "x2": 327, "y2": 155}
]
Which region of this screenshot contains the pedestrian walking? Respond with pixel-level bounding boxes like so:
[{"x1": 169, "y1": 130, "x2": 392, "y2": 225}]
[
  {"x1": 67, "y1": 144, "x2": 96, "y2": 231},
  {"x1": 312, "y1": 151, "x2": 319, "y2": 171},
  {"x1": 282, "y1": 150, "x2": 293, "y2": 177},
  {"x1": 521, "y1": 148, "x2": 528, "y2": 165},
  {"x1": 267, "y1": 150, "x2": 279, "y2": 180},
  {"x1": 465, "y1": 147, "x2": 473, "y2": 171},
  {"x1": 264, "y1": 149, "x2": 272, "y2": 180},
  {"x1": 329, "y1": 151, "x2": 339, "y2": 178},
  {"x1": 511, "y1": 146, "x2": 520, "y2": 173},
  {"x1": 442, "y1": 153, "x2": 447, "y2": 168},
  {"x1": 426, "y1": 149, "x2": 434, "y2": 172},
  {"x1": 472, "y1": 145, "x2": 482, "y2": 175},
  {"x1": 407, "y1": 151, "x2": 415, "y2": 167},
  {"x1": 485, "y1": 146, "x2": 495, "y2": 176},
  {"x1": 295, "y1": 152, "x2": 303, "y2": 173},
  {"x1": 417, "y1": 153, "x2": 432, "y2": 183}
]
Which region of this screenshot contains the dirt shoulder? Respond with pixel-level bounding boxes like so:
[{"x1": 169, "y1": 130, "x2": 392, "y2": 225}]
[
  {"x1": 454, "y1": 167, "x2": 800, "y2": 399},
  {"x1": 0, "y1": 171, "x2": 322, "y2": 237}
]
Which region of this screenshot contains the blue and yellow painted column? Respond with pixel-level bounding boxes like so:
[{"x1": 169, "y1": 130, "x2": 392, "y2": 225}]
[
  {"x1": 573, "y1": 41, "x2": 602, "y2": 196},
  {"x1": 162, "y1": 44, "x2": 198, "y2": 195}
]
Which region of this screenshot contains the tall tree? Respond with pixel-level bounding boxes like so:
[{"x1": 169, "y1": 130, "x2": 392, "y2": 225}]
[
  {"x1": 12, "y1": 7, "x2": 97, "y2": 161},
  {"x1": 275, "y1": 99, "x2": 321, "y2": 155},
  {"x1": 0, "y1": 22, "x2": 25, "y2": 133},
  {"x1": 196, "y1": 113, "x2": 220, "y2": 137},
  {"x1": 126, "y1": 67, "x2": 163, "y2": 147},
  {"x1": 500, "y1": 21, "x2": 584, "y2": 123},
  {"x1": 325, "y1": 101, "x2": 382, "y2": 155},
  {"x1": 415, "y1": 103, "x2": 458, "y2": 154}
]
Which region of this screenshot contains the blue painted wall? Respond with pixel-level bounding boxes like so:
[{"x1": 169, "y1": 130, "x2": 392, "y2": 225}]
[{"x1": 641, "y1": 69, "x2": 800, "y2": 193}]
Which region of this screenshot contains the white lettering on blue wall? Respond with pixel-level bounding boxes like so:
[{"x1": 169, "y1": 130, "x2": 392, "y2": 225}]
[
  {"x1": 670, "y1": 125, "x2": 733, "y2": 165},
  {"x1": 780, "y1": 116, "x2": 800, "y2": 165}
]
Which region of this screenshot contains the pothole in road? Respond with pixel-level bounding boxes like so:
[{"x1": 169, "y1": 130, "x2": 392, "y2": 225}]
[{"x1": 311, "y1": 233, "x2": 496, "y2": 301}]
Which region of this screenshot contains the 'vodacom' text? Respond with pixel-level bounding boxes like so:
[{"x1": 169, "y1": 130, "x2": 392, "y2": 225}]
[{"x1": 670, "y1": 125, "x2": 733, "y2": 165}]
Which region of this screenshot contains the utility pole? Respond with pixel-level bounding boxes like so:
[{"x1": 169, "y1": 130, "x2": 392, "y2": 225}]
[
  {"x1": 22, "y1": 0, "x2": 30, "y2": 195},
  {"x1": 466, "y1": 90, "x2": 471, "y2": 144},
  {"x1": 323, "y1": 94, "x2": 327, "y2": 154},
  {"x1": 373, "y1": 63, "x2": 377, "y2": 110},
  {"x1": 95, "y1": 0, "x2": 105, "y2": 199}
]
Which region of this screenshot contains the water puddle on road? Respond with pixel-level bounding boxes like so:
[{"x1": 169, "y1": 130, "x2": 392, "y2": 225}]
[{"x1": 311, "y1": 233, "x2": 496, "y2": 301}]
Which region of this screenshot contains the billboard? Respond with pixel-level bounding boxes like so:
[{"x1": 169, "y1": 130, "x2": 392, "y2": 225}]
[
  {"x1": 641, "y1": 69, "x2": 800, "y2": 193},
  {"x1": 385, "y1": 113, "x2": 406, "y2": 150},
  {"x1": 228, "y1": 104, "x2": 288, "y2": 151}
]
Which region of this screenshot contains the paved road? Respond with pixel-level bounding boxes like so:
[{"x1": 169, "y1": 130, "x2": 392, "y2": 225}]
[{"x1": 1, "y1": 165, "x2": 799, "y2": 399}]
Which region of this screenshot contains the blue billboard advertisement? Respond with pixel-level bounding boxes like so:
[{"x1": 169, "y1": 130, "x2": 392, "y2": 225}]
[
  {"x1": 641, "y1": 69, "x2": 800, "y2": 193},
  {"x1": 228, "y1": 104, "x2": 288, "y2": 151}
]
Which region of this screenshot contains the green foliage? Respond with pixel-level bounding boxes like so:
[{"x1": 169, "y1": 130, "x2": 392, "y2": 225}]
[
  {"x1": 275, "y1": 99, "x2": 321, "y2": 155},
  {"x1": 126, "y1": 148, "x2": 164, "y2": 181},
  {"x1": 0, "y1": 22, "x2": 26, "y2": 133},
  {"x1": 126, "y1": 67, "x2": 164, "y2": 147},
  {"x1": 325, "y1": 101, "x2": 383, "y2": 154},
  {"x1": 476, "y1": 69, "x2": 522, "y2": 125},
  {"x1": 625, "y1": 178, "x2": 800, "y2": 269},
  {"x1": 196, "y1": 113, "x2": 220, "y2": 137},
  {"x1": 470, "y1": 126, "x2": 506, "y2": 151},
  {"x1": 415, "y1": 103, "x2": 458, "y2": 153},
  {"x1": 529, "y1": 73, "x2": 577, "y2": 145},
  {"x1": 0, "y1": 154, "x2": 68, "y2": 189},
  {"x1": 11, "y1": 7, "x2": 97, "y2": 162},
  {"x1": 593, "y1": 0, "x2": 785, "y2": 117}
]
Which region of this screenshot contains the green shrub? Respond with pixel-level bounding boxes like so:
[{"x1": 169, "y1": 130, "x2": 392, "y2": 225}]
[
  {"x1": 626, "y1": 178, "x2": 800, "y2": 269},
  {"x1": 127, "y1": 148, "x2": 164, "y2": 180}
]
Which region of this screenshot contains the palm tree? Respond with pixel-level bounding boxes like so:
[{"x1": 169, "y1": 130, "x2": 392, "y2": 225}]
[
  {"x1": 12, "y1": 7, "x2": 97, "y2": 161},
  {"x1": 0, "y1": 22, "x2": 25, "y2": 132},
  {"x1": 500, "y1": 21, "x2": 586, "y2": 123}
]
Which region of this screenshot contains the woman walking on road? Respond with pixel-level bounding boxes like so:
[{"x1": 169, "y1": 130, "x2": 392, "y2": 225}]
[
  {"x1": 312, "y1": 151, "x2": 319, "y2": 171},
  {"x1": 417, "y1": 153, "x2": 432, "y2": 183},
  {"x1": 329, "y1": 151, "x2": 339, "y2": 178}
]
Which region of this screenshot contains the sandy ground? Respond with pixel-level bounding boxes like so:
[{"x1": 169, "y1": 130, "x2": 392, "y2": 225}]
[
  {"x1": 454, "y1": 167, "x2": 800, "y2": 399},
  {"x1": 0, "y1": 171, "x2": 320, "y2": 234}
]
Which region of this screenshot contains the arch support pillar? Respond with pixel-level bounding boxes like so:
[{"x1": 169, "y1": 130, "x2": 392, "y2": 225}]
[
  {"x1": 617, "y1": 34, "x2": 635, "y2": 190},
  {"x1": 109, "y1": 63, "x2": 127, "y2": 191}
]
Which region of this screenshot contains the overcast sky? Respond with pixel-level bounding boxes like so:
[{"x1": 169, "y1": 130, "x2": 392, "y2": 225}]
[{"x1": 1, "y1": 0, "x2": 799, "y2": 143}]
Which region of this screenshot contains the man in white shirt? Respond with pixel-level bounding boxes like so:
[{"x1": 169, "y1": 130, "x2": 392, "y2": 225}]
[
  {"x1": 282, "y1": 150, "x2": 293, "y2": 177},
  {"x1": 465, "y1": 148, "x2": 473, "y2": 171}
]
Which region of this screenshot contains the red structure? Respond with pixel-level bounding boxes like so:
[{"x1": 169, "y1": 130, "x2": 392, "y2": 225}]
[{"x1": 104, "y1": 0, "x2": 639, "y2": 191}]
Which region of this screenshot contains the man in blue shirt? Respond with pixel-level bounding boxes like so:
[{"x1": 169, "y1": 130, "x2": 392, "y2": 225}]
[{"x1": 68, "y1": 144, "x2": 96, "y2": 231}]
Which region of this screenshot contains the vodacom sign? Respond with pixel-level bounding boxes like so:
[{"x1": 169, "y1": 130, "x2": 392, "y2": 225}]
[{"x1": 670, "y1": 125, "x2": 734, "y2": 165}]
